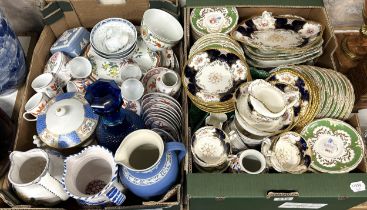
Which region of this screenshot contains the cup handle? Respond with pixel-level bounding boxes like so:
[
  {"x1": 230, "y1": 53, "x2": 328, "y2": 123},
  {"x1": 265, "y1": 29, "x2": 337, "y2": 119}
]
[
  {"x1": 106, "y1": 186, "x2": 126, "y2": 205},
  {"x1": 165, "y1": 142, "x2": 186, "y2": 162},
  {"x1": 23, "y1": 112, "x2": 37, "y2": 121}
]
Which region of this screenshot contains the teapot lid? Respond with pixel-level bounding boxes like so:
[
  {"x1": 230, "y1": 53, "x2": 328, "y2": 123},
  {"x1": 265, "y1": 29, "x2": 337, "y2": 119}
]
[{"x1": 36, "y1": 92, "x2": 99, "y2": 149}]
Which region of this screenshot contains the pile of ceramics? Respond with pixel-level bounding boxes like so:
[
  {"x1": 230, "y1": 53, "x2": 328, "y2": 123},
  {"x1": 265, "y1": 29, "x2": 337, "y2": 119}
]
[
  {"x1": 13, "y1": 9, "x2": 187, "y2": 207},
  {"x1": 231, "y1": 11, "x2": 324, "y2": 69},
  {"x1": 187, "y1": 7, "x2": 363, "y2": 176},
  {"x1": 183, "y1": 33, "x2": 250, "y2": 113}
]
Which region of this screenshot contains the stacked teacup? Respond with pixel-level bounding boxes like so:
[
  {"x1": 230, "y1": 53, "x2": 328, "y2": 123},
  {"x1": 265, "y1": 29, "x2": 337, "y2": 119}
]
[
  {"x1": 90, "y1": 18, "x2": 137, "y2": 59},
  {"x1": 230, "y1": 79, "x2": 299, "y2": 147}
]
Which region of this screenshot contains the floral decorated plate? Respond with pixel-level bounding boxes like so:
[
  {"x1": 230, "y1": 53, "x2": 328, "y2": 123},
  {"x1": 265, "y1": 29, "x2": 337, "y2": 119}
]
[
  {"x1": 141, "y1": 67, "x2": 169, "y2": 93},
  {"x1": 301, "y1": 118, "x2": 364, "y2": 173},
  {"x1": 141, "y1": 92, "x2": 182, "y2": 116},
  {"x1": 231, "y1": 11, "x2": 323, "y2": 52},
  {"x1": 190, "y1": 7, "x2": 239, "y2": 38},
  {"x1": 184, "y1": 49, "x2": 249, "y2": 103}
]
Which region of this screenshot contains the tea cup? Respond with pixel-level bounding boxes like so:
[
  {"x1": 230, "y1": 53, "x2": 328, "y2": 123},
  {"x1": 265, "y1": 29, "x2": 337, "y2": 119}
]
[
  {"x1": 229, "y1": 149, "x2": 267, "y2": 174},
  {"x1": 261, "y1": 132, "x2": 311, "y2": 174},
  {"x1": 120, "y1": 78, "x2": 144, "y2": 101},
  {"x1": 191, "y1": 126, "x2": 231, "y2": 172},
  {"x1": 205, "y1": 113, "x2": 227, "y2": 129},
  {"x1": 156, "y1": 70, "x2": 181, "y2": 97},
  {"x1": 66, "y1": 78, "x2": 93, "y2": 93},
  {"x1": 31, "y1": 73, "x2": 61, "y2": 98},
  {"x1": 22, "y1": 93, "x2": 49, "y2": 121},
  {"x1": 44, "y1": 52, "x2": 70, "y2": 85},
  {"x1": 67, "y1": 56, "x2": 92, "y2": 79},
  {"x1": 120, "y1": 64, "x2": 142, "y2": 81}
]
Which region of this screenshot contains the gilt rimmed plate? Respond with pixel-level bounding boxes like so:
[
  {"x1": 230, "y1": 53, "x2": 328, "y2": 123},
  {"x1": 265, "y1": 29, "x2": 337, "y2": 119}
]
[
  {"x1": 231, "y1": 11, "x2": 323, "y2": 53},
  {"x1": 184, "y1": 49, "x2": 249, "y2": 103},
  {"x1": 301, "y1": 118, "x2": 364, "y2": 173},
  {"x1": 190, "y1": 7, "x2": 239, "y2": 37}
]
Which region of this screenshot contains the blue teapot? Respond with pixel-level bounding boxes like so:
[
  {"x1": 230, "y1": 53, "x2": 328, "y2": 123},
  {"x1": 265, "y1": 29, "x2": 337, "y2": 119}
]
[{"x1": 114, "y1": 129, "x2": 185, "y2": 199}]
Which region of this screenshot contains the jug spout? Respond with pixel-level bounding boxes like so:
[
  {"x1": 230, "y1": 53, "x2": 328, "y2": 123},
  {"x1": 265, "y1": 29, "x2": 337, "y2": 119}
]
[{"x1": 9, "y1": 149, "x2": 48, "y2": 186}]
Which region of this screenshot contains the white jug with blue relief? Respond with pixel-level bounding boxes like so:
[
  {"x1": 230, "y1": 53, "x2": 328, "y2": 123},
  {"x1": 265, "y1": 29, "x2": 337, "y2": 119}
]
[
  {"x1": 8, "y1": 149, "x2": 69, "y2": 206},
  {"x1": 115, "y1": 129, "x2": 186, "y2": 199}
]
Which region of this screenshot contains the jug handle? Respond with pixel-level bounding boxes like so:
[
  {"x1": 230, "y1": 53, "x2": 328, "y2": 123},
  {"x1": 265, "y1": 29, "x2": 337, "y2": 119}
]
[
  {"x1": 165, "y1": 142, "x2": 186, "y2": 162},
  {"x1": 38, "y1": 173, "x2": 69, "y2": 201},
  {"x1": 106, "y1": 186, "x2": 126, "y2": 205}
]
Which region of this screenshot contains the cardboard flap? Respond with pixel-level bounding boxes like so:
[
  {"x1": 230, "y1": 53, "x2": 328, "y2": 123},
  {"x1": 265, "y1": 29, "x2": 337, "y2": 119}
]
[{"x1": 69, "y1": 0, "x2": 150, "y2": 27}]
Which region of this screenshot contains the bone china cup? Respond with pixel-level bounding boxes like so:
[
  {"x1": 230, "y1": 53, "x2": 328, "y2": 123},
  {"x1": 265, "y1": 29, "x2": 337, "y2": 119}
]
[
  {"x1": 141, "y1": 9, "x2": 183, "y2": 51},
  {"x1": 31, "y1": 73, "x2": 60, "y2": 98},
  {"x1": 67, "y1": 56, "x2": 92, "y2": 79},
  {"x1": 23, "y1": 93, "x2": 49, "y2": 121}
]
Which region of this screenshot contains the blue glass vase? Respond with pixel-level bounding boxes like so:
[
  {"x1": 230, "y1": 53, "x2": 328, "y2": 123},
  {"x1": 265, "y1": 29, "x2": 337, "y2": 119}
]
[
  {"x1": 85, "y1": 79, "x2": 144, "y2": 153},
  {"x1": 0, "y1": 10, "x2": 26, "y2": 96}
]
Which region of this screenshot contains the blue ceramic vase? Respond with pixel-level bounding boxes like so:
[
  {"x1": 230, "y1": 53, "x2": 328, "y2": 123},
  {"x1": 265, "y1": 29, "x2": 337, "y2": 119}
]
[
  {"x1": 0, "y1": 10, "x2": 26, "y2": 96},
  {"x1": 85, "y1": 79, "x2": 144, "y2": 153},
  {"x1": 115, "y1": 130, "x2": 186, "y2": 199}
]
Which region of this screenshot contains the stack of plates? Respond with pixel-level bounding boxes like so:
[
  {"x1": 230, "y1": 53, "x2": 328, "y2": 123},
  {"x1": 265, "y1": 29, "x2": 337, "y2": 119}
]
[
  {"x1": 141, "y1": 93, "x2": 182, "y2": 142},
  {"x1": 231, "y1": 11, "x2": 324, "y2": 69},
  {"x1": 266, "y1": 67, "x2": 320, "y2": 130},
  {"x1": 281, "y1": 65, "x2": 355, "y2": 120},
  {"x1": 183, "y1": 33, "x2": 251, "y2": 113},
  {"x1": 268, "y1": 65, "x2": 355, "y2": 129},
  {"x1": 90, "y1": 18, "x2": 137, "y2": 59},
  {"x1": 190, "y1": 7, "x2": 239, "y2": 40}
]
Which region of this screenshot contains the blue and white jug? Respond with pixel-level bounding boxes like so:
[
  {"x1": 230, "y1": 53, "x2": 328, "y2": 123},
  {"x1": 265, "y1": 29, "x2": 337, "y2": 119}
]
[{"x1": 115, "y1": 129, "x2": 186, "y2": 199}]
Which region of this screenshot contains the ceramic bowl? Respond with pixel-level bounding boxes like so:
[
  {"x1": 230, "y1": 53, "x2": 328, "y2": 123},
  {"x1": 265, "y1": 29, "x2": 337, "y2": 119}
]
[
  {"x1": 120, "y1": 64, "x2": 142, "y2": 81},
  {"x1": 67, "y1": 56, "x2": 92, "y2": 79},
  {"x1": 141, "y1": 9, "x2": 183, "y2": 51},
  {"x1": 120, "y1": 78, "x2": 144, "y2": 101},
  {"x1": 90, "y1": 18, "x2": 137, "y2": 57}
]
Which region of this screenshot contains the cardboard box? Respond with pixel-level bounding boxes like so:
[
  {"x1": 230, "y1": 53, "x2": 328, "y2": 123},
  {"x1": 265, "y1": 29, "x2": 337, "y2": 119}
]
[
  {"x1": 183, "y1": 3, "x2": 367, "y2": 210},
  {"x1": 6, "y1": 0, "x2": 184, "y2": 209}
]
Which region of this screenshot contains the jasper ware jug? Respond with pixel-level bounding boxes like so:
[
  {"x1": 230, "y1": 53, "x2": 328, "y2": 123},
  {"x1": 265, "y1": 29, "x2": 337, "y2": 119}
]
[{"x1": 115, "y1": 129, "x2": 186, "y2": 199}]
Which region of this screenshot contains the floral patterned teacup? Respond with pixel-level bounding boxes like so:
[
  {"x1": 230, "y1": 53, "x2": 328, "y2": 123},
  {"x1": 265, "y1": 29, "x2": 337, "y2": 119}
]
[
  {"x1": 44, "y1": 52, "x2": 70, "y2": 86},
  {"x1": 23, "y1": 93, "x2": 49, "y2": 121},
  {"x1": 66, "y1": 78, "x2": 93, "y2": 93},
  {"x1": 31, "y1": 73, "x2": 61, "y2": 98},
  {"x1": 229, "y1": 149, "x2": 267, "y2": 174}
]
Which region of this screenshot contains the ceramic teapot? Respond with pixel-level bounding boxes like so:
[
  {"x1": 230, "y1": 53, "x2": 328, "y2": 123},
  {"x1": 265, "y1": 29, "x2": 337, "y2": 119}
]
[
  {"x1": 115, "y1": 129, "x2": 186, "y2": 199},
  {"x1": 8, "y1": 149, "x2": 69, "y2": 206}
]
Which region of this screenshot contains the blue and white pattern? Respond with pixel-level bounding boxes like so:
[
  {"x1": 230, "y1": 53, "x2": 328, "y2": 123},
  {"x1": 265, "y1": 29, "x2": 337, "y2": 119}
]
[
  {"x1": 36, "y1": 92, "x2": 99, "y2": 149},
  {"x1": 51, "y1": 27, "x2": 90, "y2": 58},
  {"x1": 0, "y1": 10, "x2": 26, "y2": 96},
  {"x1": 119, "y1": 142, "x2": 186, "y2": 199},
  {"x1": 62, "y1": 145, "x2": 126, "y2": 206}
]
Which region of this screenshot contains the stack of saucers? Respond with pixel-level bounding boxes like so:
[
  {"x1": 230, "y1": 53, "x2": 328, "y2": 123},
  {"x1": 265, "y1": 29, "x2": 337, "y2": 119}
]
[
  {"x1": 190, "y1": 7, "x2": 239, "y2": 40},
  {"x1": 141, "y1": 92, "x2": 182, "y2": 142},
  {"x1": 232, "y1": 80, "x2": 297, "y2": 143},
  {"x1": 272, "y1": 65, "x2": 355, "y2": 120},
  {"x1": 90, "y1": 18, "x2": 137, "y2": 59},
  {"x1": 231, "y1": 11, "x2": 324, "y2": 69},
  {"x1": 183, "y1": 33, "x2": 251, "y2": 113}
]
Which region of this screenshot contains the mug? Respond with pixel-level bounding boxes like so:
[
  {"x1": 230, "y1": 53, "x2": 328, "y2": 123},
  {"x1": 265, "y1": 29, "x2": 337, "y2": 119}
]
[
  {"x1": 229, "y1": 149, "x2": 267, "y2": 174},
  {"x1": 23, "y1": 93, "x2": 49, "y2": 121},
  {"x1": 66, "y1": 78, "x2": 93, "y2": 93},
  {"x1": 31, "y1": 73, "x2": 61, "y2": 98},
  {"x1": 67, "y1": 56, "x2": 92, "y2": 79},
  {"x1": 156, "y1": 70, "x2": 181, "y2": 97}
]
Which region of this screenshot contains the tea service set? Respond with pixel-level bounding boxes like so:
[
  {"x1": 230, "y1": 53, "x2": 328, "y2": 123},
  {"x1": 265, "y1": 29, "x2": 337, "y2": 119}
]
[
  {"x1": 187, "y1": 7, "x2": 363, "y2": 175},
  {"x1": 11, "y1": 9, "x2": 187, "y2": 207}
]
